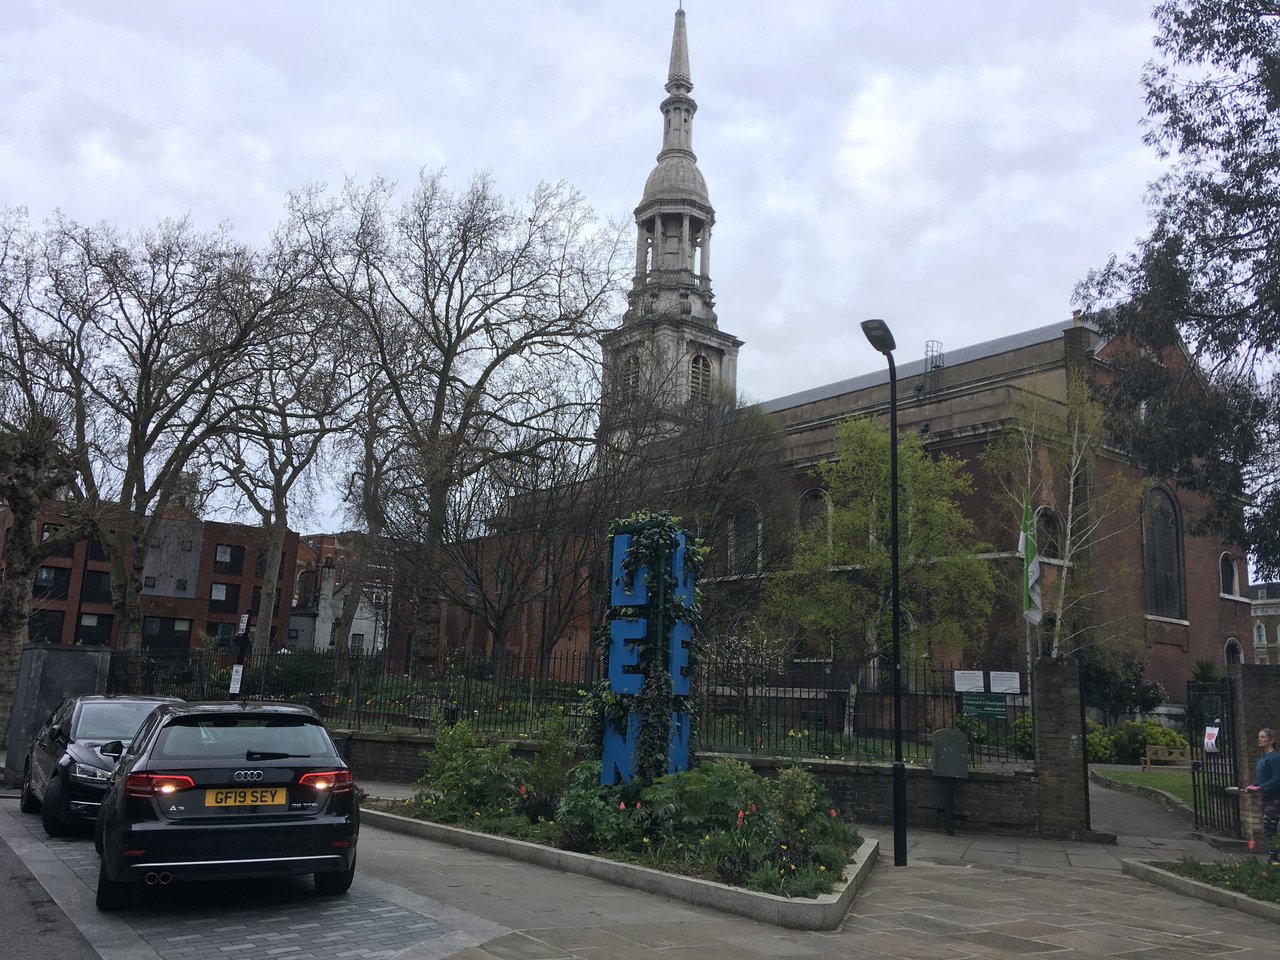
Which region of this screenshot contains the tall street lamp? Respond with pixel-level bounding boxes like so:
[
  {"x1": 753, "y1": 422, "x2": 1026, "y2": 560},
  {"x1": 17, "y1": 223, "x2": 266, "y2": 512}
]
[{"x1": 860, "y1": 317, "x2": 907, "y2": 867}]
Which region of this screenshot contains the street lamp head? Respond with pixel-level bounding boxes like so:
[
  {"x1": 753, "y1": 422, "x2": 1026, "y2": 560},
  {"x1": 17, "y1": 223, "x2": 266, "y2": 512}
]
[{"x1": 861, "y1": 318, "x2": 896, "y2": 355}]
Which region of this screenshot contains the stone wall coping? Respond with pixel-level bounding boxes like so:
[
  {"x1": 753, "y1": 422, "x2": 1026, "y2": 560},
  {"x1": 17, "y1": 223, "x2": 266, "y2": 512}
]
[
  {"x1": 1122, "y1": 859, "x2": 1280, "y2": 925},
  {"x1": 360, "y1": 808, "x2": 878, "y2": 930}
]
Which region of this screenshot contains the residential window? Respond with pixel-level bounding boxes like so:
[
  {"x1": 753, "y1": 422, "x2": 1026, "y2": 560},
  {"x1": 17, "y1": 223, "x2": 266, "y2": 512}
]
[
  {"x1": 33, "y1": 566, "x2": 70, "y2": 600},
  {"x1": 80, "y1": 569, "x2": 113, "y2": 604},
  {"x1": 209, "y1": 582, "x2": 239, "y2": 613},
  {"x1": 1255, "y1": 623, "x2": 1270, "y2": 665},
  {"x1": 75, "y1": 612, "x2": 114, "y2": 645},
  {"x1": 213, "y1": 543, "x2": 243, "y2": 574},
  {"x1": 144, "y1": 576, "x2": 156, "y2": 588},
  {"x1": 176, "y1": 578, "x2": 188, "y2": 591},
  {"x1": 40, "y1": 523, "x2": 74, "y2": 557},
  {"x1": 28, "y1": 609, "x2": 64, "y2": 643},
  {"x1": 797, "y1": 489, "x2": 830, "y2": 542},
  {"x1": 209, "y1": 621, "x2": 236, "y2": 646},
  {"x1": 287, "y1": 628, "x2": 299, "y2": 640},
  {"x1": 1142, "y1": 488, "x2": 1185, "y2": 619},
  {"x1": 180, "y1": 540, "x2": 192, "y2": 552}
]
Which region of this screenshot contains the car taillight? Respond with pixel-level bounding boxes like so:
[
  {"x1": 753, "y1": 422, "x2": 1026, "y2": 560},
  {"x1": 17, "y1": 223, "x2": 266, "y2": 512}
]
[
  {"x1": 299, "y1": 770, "x2": 353, "y2": 793},
  {"x1": 125, "y1": 773, "x2": 195, "y2": 798}
]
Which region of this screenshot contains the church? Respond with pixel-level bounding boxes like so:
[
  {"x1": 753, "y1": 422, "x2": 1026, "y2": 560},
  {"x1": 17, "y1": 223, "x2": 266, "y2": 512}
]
[{"x1": 588, "y1": 8, "x2": 1255, "y2": 704}]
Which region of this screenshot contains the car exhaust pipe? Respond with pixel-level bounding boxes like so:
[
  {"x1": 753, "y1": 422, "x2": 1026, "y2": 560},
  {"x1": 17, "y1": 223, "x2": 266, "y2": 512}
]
[
  {"x1": 145, "y1": 872, "x2": 159, "y2": 885},
  {"x1": 158, "y1": 872, "x2": 172, "y2": 885}
]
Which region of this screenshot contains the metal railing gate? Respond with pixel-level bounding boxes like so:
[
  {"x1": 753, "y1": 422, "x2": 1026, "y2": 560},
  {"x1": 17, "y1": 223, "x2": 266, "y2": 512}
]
[{"x1": 1188, "y1": 679, "x2": 1241, "y2": 838}]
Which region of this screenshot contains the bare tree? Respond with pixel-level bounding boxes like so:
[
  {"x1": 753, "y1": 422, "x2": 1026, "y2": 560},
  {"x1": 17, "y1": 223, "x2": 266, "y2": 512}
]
[
  {"x1": 290, "y1": 170, "x2": 626, "y2": 673},
  {"x1": 0, "y1": 210, "x2": 85, "y2": 741},
  {"x1": 211, "y1": 275, "x2": 359, "y2": 661},
  {"x1": 981, "y1": 373, "x2": 1147, "y2": 659},
  {"x1": 15, "y1": 214, "x2": 302, "y2": 651}
]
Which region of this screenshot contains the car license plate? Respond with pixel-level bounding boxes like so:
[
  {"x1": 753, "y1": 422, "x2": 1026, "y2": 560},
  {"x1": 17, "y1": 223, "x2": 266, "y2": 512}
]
[{"x1": 205, "y1": 787, "x2": 286, "y2": 807}]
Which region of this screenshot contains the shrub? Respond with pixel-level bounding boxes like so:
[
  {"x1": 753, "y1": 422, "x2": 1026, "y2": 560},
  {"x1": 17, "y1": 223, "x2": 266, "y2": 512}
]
[
  {"x1": 1108, "y1": 719, "x2": 1187, "y2": 764},
  {"x1": 1007, "y1": 714, "x2": 1034, "y2": 759},
  {"x1": 411, "y1": 719, "x2": 522, "y2": 820},
  {"x1": 1086, "y1": 720, "x2": 1116, "y2": 763}
]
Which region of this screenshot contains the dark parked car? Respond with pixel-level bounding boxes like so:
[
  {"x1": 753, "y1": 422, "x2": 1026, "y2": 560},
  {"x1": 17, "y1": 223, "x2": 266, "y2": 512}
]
[
  {"x1": 94, "y1": 701, "x2": 359, "y2": 911},
  {"x1": 21, "y1": 695, "x2": 180, "y2": 836}
]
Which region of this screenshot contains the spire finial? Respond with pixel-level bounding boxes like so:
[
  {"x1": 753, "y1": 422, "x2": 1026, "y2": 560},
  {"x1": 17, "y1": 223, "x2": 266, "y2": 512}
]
[{"x1": 668, "y1": 7, "x2": 691, "y2": 93}]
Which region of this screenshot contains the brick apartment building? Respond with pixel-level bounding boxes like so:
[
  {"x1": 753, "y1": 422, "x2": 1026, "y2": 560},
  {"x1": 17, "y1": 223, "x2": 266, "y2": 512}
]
[{"x1": 8, "y1": 505, "x2": 298, "y2": 652}]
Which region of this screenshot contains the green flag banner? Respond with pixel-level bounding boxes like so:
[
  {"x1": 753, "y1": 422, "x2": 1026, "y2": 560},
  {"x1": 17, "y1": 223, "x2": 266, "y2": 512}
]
[{"x1": 1018, "y1": 497, "x2": 1043, "y2": 625}]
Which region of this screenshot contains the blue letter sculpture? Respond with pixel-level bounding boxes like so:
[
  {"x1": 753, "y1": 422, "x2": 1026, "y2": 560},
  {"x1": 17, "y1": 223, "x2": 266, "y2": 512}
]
[{"x1": 600, "y1": 518, "x2": 696, "y2": 785}]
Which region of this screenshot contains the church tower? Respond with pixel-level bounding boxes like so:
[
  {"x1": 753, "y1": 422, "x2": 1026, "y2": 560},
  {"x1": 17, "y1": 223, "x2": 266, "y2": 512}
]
[{"x1": 601, "y1": 7, "x2": 743, "y2": 437}]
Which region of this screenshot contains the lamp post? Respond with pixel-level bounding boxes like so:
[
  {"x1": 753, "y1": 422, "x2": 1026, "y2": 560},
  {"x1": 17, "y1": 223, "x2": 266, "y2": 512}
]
[{"x1": 860, "y1": 317, "x2": 907, "y2": 867}]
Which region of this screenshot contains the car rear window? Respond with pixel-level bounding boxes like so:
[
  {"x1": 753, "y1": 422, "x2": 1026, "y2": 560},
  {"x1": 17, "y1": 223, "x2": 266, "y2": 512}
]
[
  {"x1": 152, "y1": 716, "x2": 337, "y2": 759},
  {"x1": 72, "y1": 701, "x2": 165, "y2": 741}
]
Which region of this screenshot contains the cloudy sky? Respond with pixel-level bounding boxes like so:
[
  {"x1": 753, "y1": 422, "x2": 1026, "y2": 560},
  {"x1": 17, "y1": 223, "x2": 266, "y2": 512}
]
[{"x1": 3, "y1": 0, "x2": 1163, "y2": 406}]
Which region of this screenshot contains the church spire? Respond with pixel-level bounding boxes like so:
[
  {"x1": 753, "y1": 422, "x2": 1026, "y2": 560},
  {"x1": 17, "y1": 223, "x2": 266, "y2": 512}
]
[{"x1": 600, "y1": 7, "x2": 741, "y2": 435}]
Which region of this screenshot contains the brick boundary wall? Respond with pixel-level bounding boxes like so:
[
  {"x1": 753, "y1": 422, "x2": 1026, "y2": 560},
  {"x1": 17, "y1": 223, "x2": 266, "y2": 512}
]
[
  {"x1": 1031, "y1": 656, "x2": 1092, "y2": 839},
  {"x1": 1228, "y1": 663, "x2": 1280, "y2": 840},
  {"x1": 332, "y1": 657, "x2": 1095, "y2": 841}
]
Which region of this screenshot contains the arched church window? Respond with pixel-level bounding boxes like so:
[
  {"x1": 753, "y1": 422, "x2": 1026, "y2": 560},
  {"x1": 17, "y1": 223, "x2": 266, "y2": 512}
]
[
  {"x1": 797, "y1": 489, "x2": 830, "y2": 542},
  {"x1": 1225, "y1": 637, "x2": 1243, "y2": 666},
  {"x1": 1219, "y1": 553, "x2": 1238, "y2": 596},
  {"x1": 690, "y1": 354, "x2": 712, "y2": 403},
  {"x1": 1036, "y1": 508, "x2": 1061, "y2": 560},
  {"x1": 1142, "y1": 487, "x2": 1185, "y2": 619}
]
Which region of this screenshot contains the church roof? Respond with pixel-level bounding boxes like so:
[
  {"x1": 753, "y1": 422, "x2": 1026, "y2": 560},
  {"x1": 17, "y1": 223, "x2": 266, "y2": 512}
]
[{"x1": 760, "y1": 319, "x2": 1104, "y2": 413}]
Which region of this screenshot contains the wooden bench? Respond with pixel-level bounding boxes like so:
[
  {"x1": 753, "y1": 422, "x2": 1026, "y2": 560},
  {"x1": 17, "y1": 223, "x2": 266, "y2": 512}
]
[{"x1": 1142, "y1": 744, "x2": 1190, "y2": 770}]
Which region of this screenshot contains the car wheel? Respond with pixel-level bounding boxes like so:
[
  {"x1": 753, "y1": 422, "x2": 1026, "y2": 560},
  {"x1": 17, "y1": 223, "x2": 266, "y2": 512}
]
[
  {"x1": 314, "y1": 855, "x2": 356, "y2": 895},
  {"x1": 40, "y1": 777, "x2": 68, "y2": 837},
  {"x1": 19, "y1": 765, "x2": 41, "y2": 814},
  {"x1": 95, "y1": 858, "x2": 133, "y2": 911}
]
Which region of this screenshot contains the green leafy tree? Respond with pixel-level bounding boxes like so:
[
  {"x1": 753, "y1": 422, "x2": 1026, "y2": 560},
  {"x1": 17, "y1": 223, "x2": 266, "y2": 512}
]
[
  {"x1": 1077, "y1": 0, "x2": 1280, "y2": 575},
  {"x1": 764, "y1": 417, "x2": 994, "y2": 664},
  {"x1": 1078, "y1": 644, "x2": 1167, "y2": 726}
]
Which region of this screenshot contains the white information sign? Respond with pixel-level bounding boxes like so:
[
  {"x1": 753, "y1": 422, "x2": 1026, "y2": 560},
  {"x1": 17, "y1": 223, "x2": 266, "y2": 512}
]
[
  {"x1": 1204, "y1": 725, "x2": 1220, "y2": 754},
  {"x1": 238, "y1": 613, "x2": 251, "y2": 634},
  {"x1": 229, "y1": 663, "x2": 244, "y2": 695},
  {"x1": 953, "y1": 670, "x2": 985, "y2": 692},
  {"x1": 989, "y1": 671, "x2": 1021, "y2": 694}
]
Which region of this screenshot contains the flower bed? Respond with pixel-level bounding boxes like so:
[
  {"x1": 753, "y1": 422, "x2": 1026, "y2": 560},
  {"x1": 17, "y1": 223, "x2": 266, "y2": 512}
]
[{"x1": 392, "y1": 715, "x2": 862, "y2": 900}]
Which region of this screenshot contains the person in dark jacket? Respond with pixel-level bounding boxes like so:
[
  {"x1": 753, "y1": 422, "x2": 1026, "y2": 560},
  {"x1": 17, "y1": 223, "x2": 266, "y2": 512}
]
[{"x1": 1245, "y1": 727, "x2": 1280, "y2": 865}]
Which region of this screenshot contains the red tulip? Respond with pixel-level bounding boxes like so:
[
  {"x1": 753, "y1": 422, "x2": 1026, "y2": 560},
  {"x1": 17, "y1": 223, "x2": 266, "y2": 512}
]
[
  {"x1": 518, "y1": 785, "x2": 527, "y2": 796},
  {"x1": 619, "y1": 801, "x2": 627, "y2": 811},
  {"x1": 829, "y1": 808, "x2": 838, "y2": 818}
]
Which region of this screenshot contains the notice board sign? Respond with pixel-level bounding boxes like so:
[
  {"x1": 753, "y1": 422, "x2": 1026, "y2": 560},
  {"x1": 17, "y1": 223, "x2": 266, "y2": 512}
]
[{"x1": 959, "y1": 692, "x2": 1006, "y2": 718}]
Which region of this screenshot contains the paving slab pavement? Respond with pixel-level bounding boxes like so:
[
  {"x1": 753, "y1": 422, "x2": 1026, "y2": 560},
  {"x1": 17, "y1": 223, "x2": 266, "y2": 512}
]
[{"x1": 1, "y1": 768, "x2": 1275, "y2": 960}]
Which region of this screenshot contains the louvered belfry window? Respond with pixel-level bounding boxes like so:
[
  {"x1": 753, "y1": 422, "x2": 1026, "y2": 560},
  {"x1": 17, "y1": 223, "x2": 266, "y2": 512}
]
[
  {"x1": 690, "y1": 354, "x2": 712, "y2": 402},
  {"x1": 1143, "y1": 488, "x2": 1185, "y2": 619}
]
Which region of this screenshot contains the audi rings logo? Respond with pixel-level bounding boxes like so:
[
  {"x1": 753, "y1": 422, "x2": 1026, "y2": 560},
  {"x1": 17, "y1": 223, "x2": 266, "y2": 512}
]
[{"x1": 233, "y1": 770, "x2": 264, "y2": 782}]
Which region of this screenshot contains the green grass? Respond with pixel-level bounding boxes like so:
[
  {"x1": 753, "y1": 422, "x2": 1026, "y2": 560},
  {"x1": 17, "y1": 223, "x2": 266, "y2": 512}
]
[{"x1": 1098, "y1": 769, "x2": 1194, "y2": 809}]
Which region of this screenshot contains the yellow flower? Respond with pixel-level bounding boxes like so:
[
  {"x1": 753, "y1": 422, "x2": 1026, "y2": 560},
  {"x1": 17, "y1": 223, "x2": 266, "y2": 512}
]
[
  {"x1": 790, "y1": 864, "x2": 796, "y2": 871},
  {"x1": 642, "y1": 837, "x2": 650, "y2": 844},
  {"x1": 819, "y1": 865, "x2": 826, "y2": 872},
  {"x1": 474, "y1": 812, "x2": 481, "y2": 818},
  {"x1": 780, "y1": 844, "x2": 787, "y2": 851}
]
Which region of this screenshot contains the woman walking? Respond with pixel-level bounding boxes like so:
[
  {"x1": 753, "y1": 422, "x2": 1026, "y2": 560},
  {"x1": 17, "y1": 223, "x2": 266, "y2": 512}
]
[{"x1": 1245, "y1": 727, "x2": 1280, "y2": 865}]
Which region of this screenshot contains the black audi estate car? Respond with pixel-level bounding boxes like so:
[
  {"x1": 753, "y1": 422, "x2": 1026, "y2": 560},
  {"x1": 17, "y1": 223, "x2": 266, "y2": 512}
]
[
  {"x1": 21, "y1": 695, "x2": 180, "y2": 836},
  {"x1": 94, "y1": 701, "x2": 359, "y2": 911}
]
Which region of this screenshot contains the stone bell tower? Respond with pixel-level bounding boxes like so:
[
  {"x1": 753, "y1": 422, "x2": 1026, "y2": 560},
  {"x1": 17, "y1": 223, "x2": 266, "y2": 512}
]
[{"x1": 601, "y1": 7, "x2": 743, "y2": 439}]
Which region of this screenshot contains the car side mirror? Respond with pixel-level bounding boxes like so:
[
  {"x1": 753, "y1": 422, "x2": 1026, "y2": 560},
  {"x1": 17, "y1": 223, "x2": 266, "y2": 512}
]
[
  {"x1": 99, "y1": 740, "x2": 124, "y2": 760},
  {"x1": 49, "y1": 724, "x2": 65, "y2": 742}
]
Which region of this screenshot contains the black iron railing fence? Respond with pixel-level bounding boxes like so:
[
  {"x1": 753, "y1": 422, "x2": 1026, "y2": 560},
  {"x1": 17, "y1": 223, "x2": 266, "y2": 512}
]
[{"x1": 107, "y1": 649, "x2": 1032, "y2": 765}]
